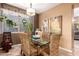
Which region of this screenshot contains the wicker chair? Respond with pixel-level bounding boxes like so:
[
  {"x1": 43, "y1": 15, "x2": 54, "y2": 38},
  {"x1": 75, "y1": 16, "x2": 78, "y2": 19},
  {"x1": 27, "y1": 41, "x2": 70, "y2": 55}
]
[
  {"x1": 39, "y1": 32, "x2": 50, "y2": 56},
  {"x1": 39, "y1": 32, "x2": 60, "y2": 56},
  {"x1": 20, "y1": 32, "x2": 60, "y2": 56},
  {"x1": 20, "y1": 33, "x2": 37, "y2": 56},
  {"x1": 49, "y1": 34, "x2": 60, "y2": 56}
]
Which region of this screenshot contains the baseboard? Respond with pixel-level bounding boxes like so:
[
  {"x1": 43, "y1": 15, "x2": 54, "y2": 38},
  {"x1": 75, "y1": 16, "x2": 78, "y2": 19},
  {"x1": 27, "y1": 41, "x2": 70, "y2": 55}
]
[
  {"x1": 59, "y1": 47, "x2": 72, "y2": 53},
  {"x1": 12, "y1": 44, "x2": 21, "y2": 47},
  {"x1": 59, "y1": 46, "x2": 73, "y2": 55}
]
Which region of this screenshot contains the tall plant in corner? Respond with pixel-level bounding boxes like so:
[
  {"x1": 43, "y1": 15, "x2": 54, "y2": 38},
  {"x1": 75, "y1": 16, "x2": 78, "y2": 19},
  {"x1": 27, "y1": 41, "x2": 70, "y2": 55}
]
[
  {"x1": 22, "y1": 18, "x2": 33, "y2": 32},
  {"x1": 27, "y1": 20, "x2": 33, "y2": 32},
  {"x1": 22, "y1": 18, "x2": 33, "y2": 39}
]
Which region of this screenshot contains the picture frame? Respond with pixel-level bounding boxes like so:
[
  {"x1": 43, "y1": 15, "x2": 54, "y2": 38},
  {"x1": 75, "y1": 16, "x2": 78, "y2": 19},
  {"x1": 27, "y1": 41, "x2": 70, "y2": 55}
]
[
  {"x1": 42, "y1": 18, "x2": 49, "y2": 32},
  {"x1": 50, "y1": 16, "x2": 62, "y2": 35}
]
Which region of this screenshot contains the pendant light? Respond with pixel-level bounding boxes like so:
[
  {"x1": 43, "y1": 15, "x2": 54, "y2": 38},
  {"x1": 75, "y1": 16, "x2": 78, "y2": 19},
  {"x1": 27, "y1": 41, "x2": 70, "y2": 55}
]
[{"x1": 27, "y1": 3, "x2": 35, "y2": 16}]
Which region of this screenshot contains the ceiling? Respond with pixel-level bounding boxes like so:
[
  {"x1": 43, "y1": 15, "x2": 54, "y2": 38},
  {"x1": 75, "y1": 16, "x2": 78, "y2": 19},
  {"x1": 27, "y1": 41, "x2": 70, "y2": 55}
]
[{"x1": 7, "y1": 3, "x2": 60, "y2": 14}]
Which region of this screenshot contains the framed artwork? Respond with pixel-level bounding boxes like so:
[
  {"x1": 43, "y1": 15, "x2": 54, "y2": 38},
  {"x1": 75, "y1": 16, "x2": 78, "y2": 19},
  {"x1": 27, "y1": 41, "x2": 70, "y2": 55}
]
[
  {"x1": 42, "y1": 18, "x2": 49, "y2": 32},
  {"x1": 50, "y1": 16, "x2": 62, "y2": 35}
]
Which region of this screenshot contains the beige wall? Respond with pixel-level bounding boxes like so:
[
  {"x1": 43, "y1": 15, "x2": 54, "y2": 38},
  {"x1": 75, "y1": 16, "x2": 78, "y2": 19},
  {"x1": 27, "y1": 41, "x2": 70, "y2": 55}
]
[
  {"x1": 39, "y1": 4, "x2": 73, "y2": 51},
  {"x1": 74, "y1": 3, "x2": 79, "y2": 8}
]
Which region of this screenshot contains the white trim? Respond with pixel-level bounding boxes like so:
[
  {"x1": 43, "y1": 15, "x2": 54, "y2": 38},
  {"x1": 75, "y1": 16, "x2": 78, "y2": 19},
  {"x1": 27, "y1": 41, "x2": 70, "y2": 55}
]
[
  {"x1": 59, "y1": 46, "x2": 72, "y2": 53},
  {"x1": 12, "y1": 44, "x2": 21, "y2": 47}
]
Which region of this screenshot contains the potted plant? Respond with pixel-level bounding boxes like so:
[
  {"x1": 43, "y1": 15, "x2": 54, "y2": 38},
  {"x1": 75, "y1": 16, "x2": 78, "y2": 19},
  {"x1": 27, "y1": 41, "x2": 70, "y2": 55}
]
[
  {"x1": 22, "y1": 18, "x2": 33, "y2": 38},
  {"x1": 22, "y1": 18, "x2": 33, "y2": 32},
  {"x1": 27, "y1": 21, "x2": 33, "y2": 32},
  {"x1": 22, "y1": 19, "x2": 28, "y2": 32}
]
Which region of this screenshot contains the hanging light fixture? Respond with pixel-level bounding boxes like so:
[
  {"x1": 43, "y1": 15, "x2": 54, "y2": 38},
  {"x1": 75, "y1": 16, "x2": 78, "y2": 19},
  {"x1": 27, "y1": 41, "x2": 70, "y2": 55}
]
[{"x1": 27, "y1": 3, "x2": 35, "y2": 16}]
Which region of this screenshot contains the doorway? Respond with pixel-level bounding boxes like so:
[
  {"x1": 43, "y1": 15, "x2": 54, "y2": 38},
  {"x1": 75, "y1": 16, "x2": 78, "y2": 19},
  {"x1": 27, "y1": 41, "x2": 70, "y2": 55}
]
[{"x1": 73, "y1": 4, "x2": 79, "y2": 56}]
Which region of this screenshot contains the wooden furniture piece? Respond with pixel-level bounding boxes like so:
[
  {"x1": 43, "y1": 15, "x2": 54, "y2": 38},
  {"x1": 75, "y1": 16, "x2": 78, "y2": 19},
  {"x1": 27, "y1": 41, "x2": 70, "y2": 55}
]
[
  {"x1": 0, "y1": 32, "x2": 23, "y2": 49},
  {"x1": 20, "y1": 33, "x2": 37, "y2": 56},
  {"x1": 1, "y1": 32, "x2": 12, "y2": 52}
]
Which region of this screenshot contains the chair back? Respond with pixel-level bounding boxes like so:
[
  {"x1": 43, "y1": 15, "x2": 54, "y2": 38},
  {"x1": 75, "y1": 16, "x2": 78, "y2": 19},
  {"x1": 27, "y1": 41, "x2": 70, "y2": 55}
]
[
  {"x1": 20, "y1": 33, "x2": 30, "y2": 56},
  {"x1": 42, "y1": 32, "x2": 50, "y2": 42}
]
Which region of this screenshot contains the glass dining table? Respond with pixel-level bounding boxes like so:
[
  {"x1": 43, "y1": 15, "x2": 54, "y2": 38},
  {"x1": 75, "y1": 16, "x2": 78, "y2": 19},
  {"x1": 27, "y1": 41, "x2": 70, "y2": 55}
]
[{"x1": 31, "y1": 35, "x2": 49, "y2": 56}]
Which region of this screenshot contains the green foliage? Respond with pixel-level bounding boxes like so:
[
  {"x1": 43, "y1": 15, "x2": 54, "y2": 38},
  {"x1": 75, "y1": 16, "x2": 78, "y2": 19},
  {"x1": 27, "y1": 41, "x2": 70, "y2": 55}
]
[
  {"x1": 6, "y1": 19, "x2": 13, "y2": 27},
  {"x1": 0, "y1": 16, "x2": 7, "y2": 22},
  {"x1": 13, "y1": 22, "x2": 17, "y2": 26},
  {"x1": 6, "y1": 19, "x2": 15, "y2": 27},
  {"x1": 27, "y1": 22, "x2": 33, "y2": 32},
  {"x1": 22, "y1": 18, "x2": 33, "y2": 32},
  {"x1": 22, "y1": 19, "x2": 27, "y2": 26},
  {"x1": 22, "y1": 19, "x2": 28, "y2": 32}
]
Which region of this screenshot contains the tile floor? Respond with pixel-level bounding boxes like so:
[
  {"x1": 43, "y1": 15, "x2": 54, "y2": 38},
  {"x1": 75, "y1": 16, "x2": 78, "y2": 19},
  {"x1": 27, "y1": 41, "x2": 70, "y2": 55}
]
[
  {"x1": 74, "y1": 40, "x2": 79, "y2": 56},
  {"x1": 2, "y1": 42, "x2": 79, "y2": 56},
  {"x1": 0, "y1": 44, "x2": 21, "y2": 56}
]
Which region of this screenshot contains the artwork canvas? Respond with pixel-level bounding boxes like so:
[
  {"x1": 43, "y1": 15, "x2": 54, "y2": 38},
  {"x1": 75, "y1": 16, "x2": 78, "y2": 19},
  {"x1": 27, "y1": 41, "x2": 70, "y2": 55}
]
[
  {"x1": 50, "y1": 16, "x2": 62, "y2": 35},
  {"x1": 42, "y1": 18, "x2": 49, "y2": 32}
]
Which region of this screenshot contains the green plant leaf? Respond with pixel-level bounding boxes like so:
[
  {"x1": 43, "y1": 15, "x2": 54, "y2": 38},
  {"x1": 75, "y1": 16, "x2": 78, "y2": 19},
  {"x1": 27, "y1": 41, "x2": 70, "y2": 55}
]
[
  {"x1": 0, "y1": 16, "x2": 4, "y2": 22},
  {"x1": 6, "y1": 19, "x2": 14, "y2": 27},
  {"x1": 13, "y1": 22, "x2": 17, "y2": 26},
  {"x1": 22, "y1": 19, "x2": 33, "y2": 32}
]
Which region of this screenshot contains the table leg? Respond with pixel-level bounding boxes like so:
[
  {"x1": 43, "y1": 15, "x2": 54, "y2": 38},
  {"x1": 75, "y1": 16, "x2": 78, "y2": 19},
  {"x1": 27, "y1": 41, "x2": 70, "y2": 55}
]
[{"x1": 37, "y1": 46, "x2": 40, "y2": 56}]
